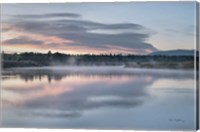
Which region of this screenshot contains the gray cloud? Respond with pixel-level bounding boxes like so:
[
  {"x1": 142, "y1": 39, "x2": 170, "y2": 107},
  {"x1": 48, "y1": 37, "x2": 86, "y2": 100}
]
[
  {"x1": 3, "y1": 13, "x2": 158, "y2": 54},
  {"x1": 11, "y1": 13, "x2": 81, "y2": 19},
  {"x1": 3, "y1": 36, "x2": 43, "y2": 45}
]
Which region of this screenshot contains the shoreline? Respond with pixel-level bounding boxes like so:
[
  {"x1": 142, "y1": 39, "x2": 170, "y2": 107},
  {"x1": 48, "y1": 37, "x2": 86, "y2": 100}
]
[
  {"x1": 3, "y1": 65, "x2": 195, "y2": 73},
  {"x1": 2, "y1": 61, "x2": 196, "y2": 70},
  {"x1": 2, "y1": 66, "x2": 195, "y2": 81}
]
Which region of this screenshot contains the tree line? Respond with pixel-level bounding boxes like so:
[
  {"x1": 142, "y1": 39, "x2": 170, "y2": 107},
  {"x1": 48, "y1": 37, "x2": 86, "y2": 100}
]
[{"x1": 1, "y1": 51, "x2": 197, "y2": 68}]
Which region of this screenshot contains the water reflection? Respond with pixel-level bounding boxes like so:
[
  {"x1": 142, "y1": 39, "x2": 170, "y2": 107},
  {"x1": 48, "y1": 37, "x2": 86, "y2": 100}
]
[
  {"x1": 2, "y1": 66, "x2": 194, "y2": 82},
  {"x1": 1, "y1": 66, "x2": 196, "y2": 130}
]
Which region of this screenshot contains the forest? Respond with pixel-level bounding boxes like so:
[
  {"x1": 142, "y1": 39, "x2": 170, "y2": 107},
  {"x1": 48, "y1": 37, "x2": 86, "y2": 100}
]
[{"x1": 1, "y1": 51, "x2": 198, "y2": 69}]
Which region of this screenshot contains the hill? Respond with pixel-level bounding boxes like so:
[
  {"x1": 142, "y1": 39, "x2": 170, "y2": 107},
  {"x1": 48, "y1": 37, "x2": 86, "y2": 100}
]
[{"x1": 150, "y1": 49, "x2": 198, "y2": 56}]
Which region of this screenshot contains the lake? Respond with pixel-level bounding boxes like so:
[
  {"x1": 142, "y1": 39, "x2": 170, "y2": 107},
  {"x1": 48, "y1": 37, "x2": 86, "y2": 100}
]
[{"x1": 1, "y1": 66, "x2": 196, "y2": 130}]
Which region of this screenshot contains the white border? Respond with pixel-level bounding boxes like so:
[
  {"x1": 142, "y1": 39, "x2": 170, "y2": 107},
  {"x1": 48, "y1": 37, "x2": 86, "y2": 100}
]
[
  {"x1": 0, "y1": 0, "x2": 197, "y2": 3},
  {"x1": 0, "y1": 0, "x2": 3, "y2": 129},
  {"x1": 0, "y1": 0, "x2": 199, "y2": 132}
]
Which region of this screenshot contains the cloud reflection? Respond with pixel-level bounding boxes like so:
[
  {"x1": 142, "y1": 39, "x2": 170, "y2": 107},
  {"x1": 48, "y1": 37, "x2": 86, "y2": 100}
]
[{"x1": 2, "y1": 67, "x2": 194, "y2": 119}]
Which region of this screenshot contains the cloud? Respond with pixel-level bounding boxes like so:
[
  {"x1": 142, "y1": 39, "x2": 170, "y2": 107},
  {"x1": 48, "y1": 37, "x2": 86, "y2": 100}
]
[
  {"x1": 165, "y1": 25, "x2": 195, "y2": 36},
  {"x1": 2, "y1": 13, "x2": 157, "y2": 54},
  {"x1": 3, "y1": 36, "x2": 43, "y2": 45},
  {"x1": 101, "y1": 23, "x2": 143, "y2": 30},
  {"x1": 11, "y1": 13, "x2": 81, "y2": 19}
]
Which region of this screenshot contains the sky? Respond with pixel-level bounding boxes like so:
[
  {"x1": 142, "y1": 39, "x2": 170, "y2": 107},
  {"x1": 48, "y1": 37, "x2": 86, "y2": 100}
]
[{"x1": 1, "y1": 2, "x2": 197, "y2": 55}]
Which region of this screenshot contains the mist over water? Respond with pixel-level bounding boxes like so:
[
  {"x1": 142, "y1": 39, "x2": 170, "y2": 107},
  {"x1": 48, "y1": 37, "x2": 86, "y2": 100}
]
[{"x1": 1, "y1": 66, "x2": 196, "y2": 130}]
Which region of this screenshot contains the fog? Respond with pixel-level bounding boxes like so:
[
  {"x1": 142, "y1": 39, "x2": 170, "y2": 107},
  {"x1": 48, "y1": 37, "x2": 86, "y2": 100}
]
[{"x1": 3, "y1": 66, "x2": 194, "y2": 79}]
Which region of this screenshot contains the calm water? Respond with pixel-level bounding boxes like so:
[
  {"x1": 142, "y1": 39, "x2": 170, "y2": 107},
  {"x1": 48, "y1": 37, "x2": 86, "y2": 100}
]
[{"x1": 1, "y1": 66, "x2": 196, "y2": 130}]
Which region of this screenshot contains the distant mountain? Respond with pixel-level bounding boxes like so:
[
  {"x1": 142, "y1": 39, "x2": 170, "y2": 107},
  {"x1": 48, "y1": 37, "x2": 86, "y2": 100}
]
[{"x1": 150, "y1": 49, "x2": 199, "y2": 56}]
